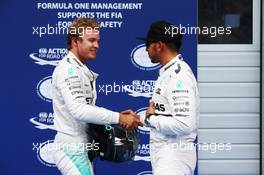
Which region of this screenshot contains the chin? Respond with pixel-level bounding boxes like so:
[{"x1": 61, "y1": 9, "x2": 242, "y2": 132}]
[
  {"x1": 88, "y1": 54, "x2": 97, "y2": 59},
  {"x1": 151, "y1": 59, "x2": 159, "y2": 63}
]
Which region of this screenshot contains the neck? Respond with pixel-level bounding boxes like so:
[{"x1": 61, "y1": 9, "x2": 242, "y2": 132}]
[
  {"x1": 70, "y1": 49, "x2": 86, "y2": 64},
  {"x1": 160, "y1": 52, "x2": 178, "y2": 66}
]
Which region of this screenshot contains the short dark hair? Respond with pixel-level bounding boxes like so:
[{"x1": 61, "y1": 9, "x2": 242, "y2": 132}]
[{"x1": 164, "y1": 41, "x2": 182, "y2": 52}]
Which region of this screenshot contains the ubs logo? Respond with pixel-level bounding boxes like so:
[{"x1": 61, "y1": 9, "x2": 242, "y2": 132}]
[
  {"x1": 130, "y1": 44, "x2": 160, "y2": 71},
  {"x1": 33, "y1": 140, "x2": 56, "y2": 167},
  {"x1": 137, "y1": 171, "x2": 153, "y2": 175},
  {"x1": 36, "y1": 76, "x2": 52, "y2": 102},
  {"x1": 135, "y1": 107, "x2": 150, "y2": 135}
]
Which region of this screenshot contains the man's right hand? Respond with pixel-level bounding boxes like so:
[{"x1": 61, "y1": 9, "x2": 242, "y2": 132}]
[{"x1": 119, "y1": 109, "x2": 142, "y2": 129}]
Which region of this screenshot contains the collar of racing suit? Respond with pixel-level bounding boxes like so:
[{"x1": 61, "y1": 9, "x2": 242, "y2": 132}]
[
  {"x1": 67, "y1": 51, "x2": 99, "y2": 80},
  {"x1": 159, "y1": 54, "x2": 183, "y2": 76}
]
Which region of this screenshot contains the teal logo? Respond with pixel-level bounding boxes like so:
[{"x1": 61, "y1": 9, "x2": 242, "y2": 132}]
[
  {"x1": 176, "y1": 80, "x2": 184, "y2": 89},
  {"x1": 105, "y1": 124, "x2": 112, "y2": 131},
  {"x1": 68, "y1": 67, "x2": 74, "y2": 76}
]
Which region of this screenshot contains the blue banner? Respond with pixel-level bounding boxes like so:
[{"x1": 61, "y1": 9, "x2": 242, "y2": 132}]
[{"x1": 0, "y1": 1, "x2": 197, "y2": 174}]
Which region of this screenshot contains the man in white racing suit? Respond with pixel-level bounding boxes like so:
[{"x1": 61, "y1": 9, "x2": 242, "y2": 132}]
[
  {"x1": 52, "y1": 18, "x2": 141, "y2": 175},
  {"x1": 137, "y1": 21, "x2": 199, "y2": 175}
]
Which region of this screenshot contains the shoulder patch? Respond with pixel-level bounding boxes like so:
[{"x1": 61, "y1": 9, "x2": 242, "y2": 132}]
[
  {"x1": 176, "y1": 80, "x2": 184, "y2": 89},
  {"x1": 67, "y1": 67, "x2": 75, "y2": 76}
]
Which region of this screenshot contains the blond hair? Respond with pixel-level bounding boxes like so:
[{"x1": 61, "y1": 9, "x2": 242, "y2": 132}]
[{"x1": 67, "y1": 18, "x2": 100, "y2": 50}]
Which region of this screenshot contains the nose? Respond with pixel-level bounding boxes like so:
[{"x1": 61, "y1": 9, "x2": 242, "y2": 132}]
[{"x1": 94, "y1": 41, "x2": 99, "y2": 49}]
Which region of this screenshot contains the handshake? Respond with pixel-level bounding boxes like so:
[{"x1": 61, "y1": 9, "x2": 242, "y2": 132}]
[
  {"x1": 118, "y1": 102, "x2": 155, "y2": 129},
  {"x1": 118, "y1": 109, "x2": 143, "y2": 129}
]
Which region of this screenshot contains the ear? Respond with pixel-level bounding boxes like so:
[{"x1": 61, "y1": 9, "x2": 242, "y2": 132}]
[
  {"x1": 156, "y1": 41, "x2": 164, "y2": 52},
  {"x1": 72, "y1": 37, "x2": 79, "y2": 47}
]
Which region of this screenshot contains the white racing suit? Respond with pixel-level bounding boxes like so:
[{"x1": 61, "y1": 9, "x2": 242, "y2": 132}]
[
  {"x1": 52, "y1": 51, "x2": 119, "y2": 175},
  {"x1": 141, "y1": 54, "x2": 199, "y2": 175}
]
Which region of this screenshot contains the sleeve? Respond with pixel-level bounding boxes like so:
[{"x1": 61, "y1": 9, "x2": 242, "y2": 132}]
[
  {"x1": 147, "y1": 73, "x2": 198, "y2": 136},
  {"x1": 54, "y1": 65, "x2": 119, "y2": 124}
]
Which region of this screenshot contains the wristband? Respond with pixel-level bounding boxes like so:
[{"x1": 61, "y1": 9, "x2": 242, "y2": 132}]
[{"x1": 144, "y1": 114, "x2": 153, "y2": 126}]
